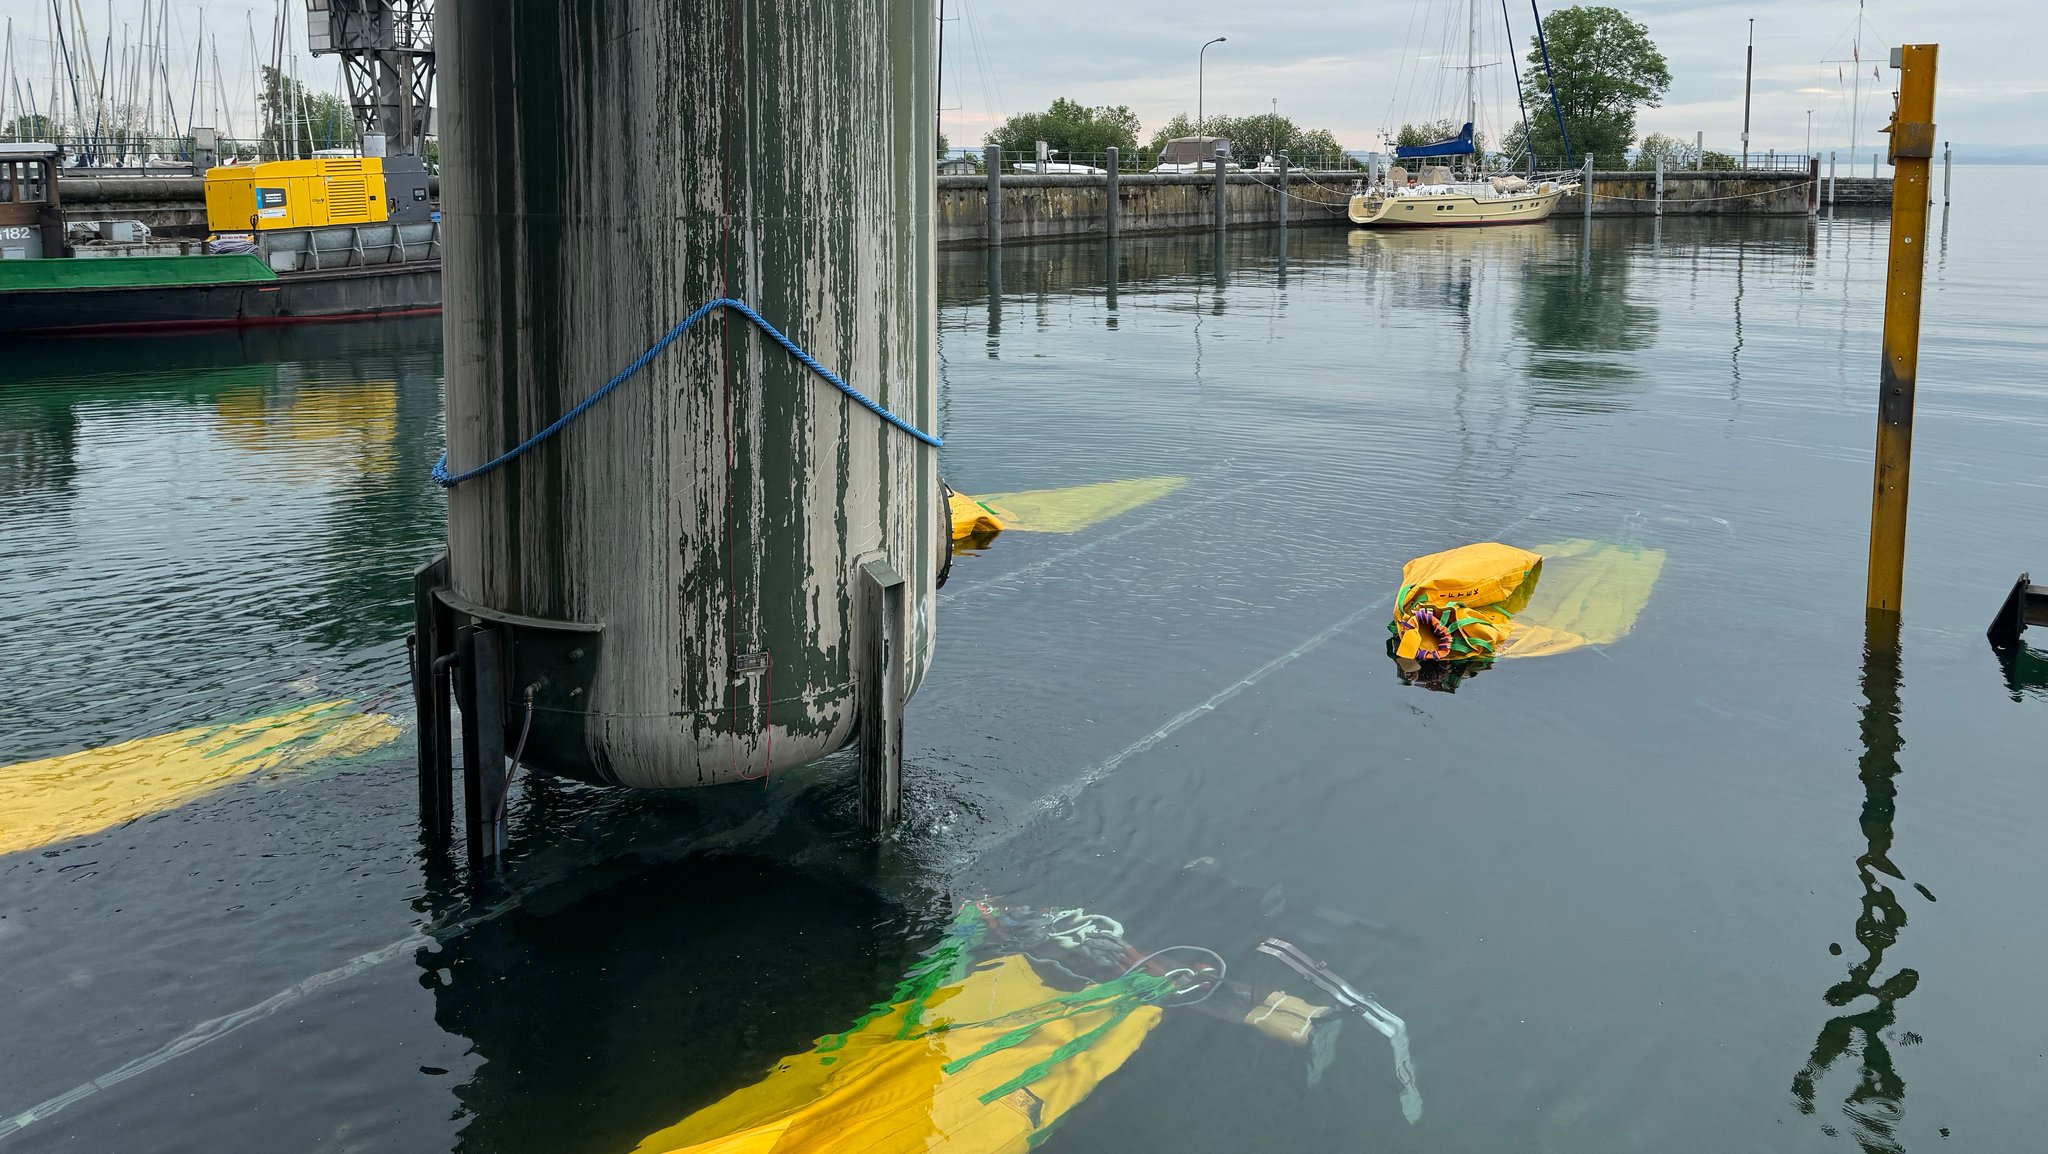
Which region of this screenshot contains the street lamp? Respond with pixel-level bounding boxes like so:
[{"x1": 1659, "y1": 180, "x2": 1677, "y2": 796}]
[{"x1": 1199, "y1": 37, "x2": 1227, "y2": 135}]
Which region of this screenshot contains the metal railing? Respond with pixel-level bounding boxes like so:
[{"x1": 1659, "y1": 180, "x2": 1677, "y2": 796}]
[
  {"x1": 17, "y1": 133, "x2": 336, "y2": 173},
  {"x1": 945, "y1": 149, "x2": 1364, "y2": 174}
]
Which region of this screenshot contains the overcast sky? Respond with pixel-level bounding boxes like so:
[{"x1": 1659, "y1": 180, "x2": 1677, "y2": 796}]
[{"x1": 2, "y1": 1, "x2": 2037, "y2": 158}]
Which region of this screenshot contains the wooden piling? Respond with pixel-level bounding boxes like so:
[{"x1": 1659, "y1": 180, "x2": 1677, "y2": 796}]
[{"x1": 1866, "y1": 43, "x2": 1939, "y2": 614}]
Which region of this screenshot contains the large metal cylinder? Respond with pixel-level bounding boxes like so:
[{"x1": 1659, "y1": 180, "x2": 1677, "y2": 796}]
[{"x1": 439, "y1": 1, "x2": 939, "y2": 788}]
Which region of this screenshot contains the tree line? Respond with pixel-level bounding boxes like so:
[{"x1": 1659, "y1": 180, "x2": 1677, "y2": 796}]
[
  {"x1": 974, "y1": 7, "x2": 1717, "y2": 171},
  {"x1": 980, "y1": 97, "x2": 1351, "y2": 168}
]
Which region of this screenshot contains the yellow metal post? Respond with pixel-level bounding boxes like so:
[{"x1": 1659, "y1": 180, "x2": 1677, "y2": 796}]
[{"x1": 1865, "y1": 44, "x2": 1938, "y2": 613}]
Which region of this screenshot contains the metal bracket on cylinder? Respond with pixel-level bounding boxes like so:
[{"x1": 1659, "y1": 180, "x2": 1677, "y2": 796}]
[
  {"x1": 855, "y1": 557, "x2": 906, "y2": 832},
  {"x1": 410, "y1": 551, "x2": 604, "y2": 869}
]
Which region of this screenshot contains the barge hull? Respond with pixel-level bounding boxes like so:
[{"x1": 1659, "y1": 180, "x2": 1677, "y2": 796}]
[{"x1": 0, "y1": 263, "x2": 441, "y2": 337}]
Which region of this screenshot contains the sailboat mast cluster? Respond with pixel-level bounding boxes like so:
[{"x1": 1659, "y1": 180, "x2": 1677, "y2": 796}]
[{"x1": 0, "y1": 1, "x2": 348, "y2": 166}]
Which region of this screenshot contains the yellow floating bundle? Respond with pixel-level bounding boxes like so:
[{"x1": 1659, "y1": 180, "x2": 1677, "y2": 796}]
[
  {"x1": 1389, "y1": 539, "x2": 1665, "y2": 664},
  {"x1": 0, "y1": 700, "x2": 403, "y2": 855},
  {"x1": 949, "y1": 490, "x2": 1007, "y2": 544},
  {"x1": 948, "y1": 476, "x2": 1187, "y2": 544},
  {"x1": 633, "y1": 952, "x2": 1164, "y2": 1154},
  {"x1": 1390, "y1": 542, "x2": 1543, "y2": 662}
]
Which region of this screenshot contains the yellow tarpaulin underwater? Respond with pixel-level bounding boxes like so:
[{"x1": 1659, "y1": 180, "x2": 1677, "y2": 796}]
[
  {"x1": 632, "y1": 948, "x2": 1165, "y2": 1154},
  {"x1": 0, "y1": 699, "x2": 404, "y2": 855},
  {"x1": 1390, "y1": 539, "x2": 1665, "y2": 664},
  {"x1": 949, "y1": 476, "x2": 1187, "y2": 545}
]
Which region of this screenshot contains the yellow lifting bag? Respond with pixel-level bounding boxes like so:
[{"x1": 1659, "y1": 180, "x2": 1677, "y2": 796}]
[{"x1": 1390, "y1": 542, "x2": 1543, "y2": 661}]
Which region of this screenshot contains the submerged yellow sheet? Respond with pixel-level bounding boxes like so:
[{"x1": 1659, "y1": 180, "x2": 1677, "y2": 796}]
[
  {"x1": 0, "y1": 700, "x2": 403, "y2": 855},
  {"x1": 1499, "y1": 539, "x2": 1667, "y2": 658},
  {"x1": 633, "y1": 954, "x2": 1162, "y2": 1154},
  {"x1": 951, "y1": 476, "x2": 1186, "y2": 541}
]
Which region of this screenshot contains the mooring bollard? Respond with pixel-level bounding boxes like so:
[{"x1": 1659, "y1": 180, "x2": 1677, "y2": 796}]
[
  {"x1": 1214, "y1": 146, "x2": 1228, "y2": 232},
  {"x1": 1105, "y1": 145, "x2": 1120, "y2": 238},
  {"x1": 1277, "y1": 151, "x2": 1290, "y2": 227},
  {"x1": 1808, "y1": 155, "x2": 1822, "y2": 215},
  {"x1": 1583, "y1": 154, "x2": 1594, "y2": 222},
  {"x1": 985, "y1": 144, "x2": 1002, "y2": 247},
  {"x1": 1866, "y1": 43, "x2": 1939, "y2": 614},
  {"x1": 1654, "y1": 155, "x2": 1664, "y2": 217},
  {"x1": 1829, "y1": 150, "x2": 1837, "y2": 207},
  {"x1": 1942, "y1": 141, "x2": 1952, "y2": 206}
]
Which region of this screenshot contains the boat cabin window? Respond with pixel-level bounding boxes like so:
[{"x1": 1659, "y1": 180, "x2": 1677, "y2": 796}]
[{"x1": 0, "y1": 160, "x2": 51, "y2": 204}]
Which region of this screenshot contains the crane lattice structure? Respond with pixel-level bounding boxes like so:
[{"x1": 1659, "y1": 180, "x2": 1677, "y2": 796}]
[{"x1": 305, "y1": 0, "x2": 435, "y2": 155}]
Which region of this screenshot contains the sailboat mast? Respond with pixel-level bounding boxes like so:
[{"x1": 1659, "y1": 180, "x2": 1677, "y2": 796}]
[
  {"x1": 1849, "y1": 0, "x2": 1862, "y2": 166},
  {"x1": 1740, "y1": 19, "x2": 1753, "y2": 166},
  {"x1": 934, "y1": 0, "x2": 944, "y2": 156},
  {"x1": 1467, "y1": 0, "x2": 1479, "y2": 169},
  {"x1": 1, "y1": 18, "x2": 13, "y2": 137}
]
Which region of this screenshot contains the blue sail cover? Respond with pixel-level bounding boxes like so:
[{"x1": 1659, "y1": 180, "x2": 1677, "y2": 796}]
[{"x1": 1395, "y1": 122, "x2": 1476, "y2": 159}]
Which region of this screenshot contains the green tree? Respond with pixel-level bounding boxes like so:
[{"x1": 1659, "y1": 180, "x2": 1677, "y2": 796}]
[
  {"x1": 1509, "y1": 5, "x2": 1670, "y2": 163},
  {"x1": 985, "y1": 98, "x2": 1139, "y2": 163},
  {"x1": 7, "y1": 113, "x2": 53, "y2": 141},
  {"x1": 260, "y1": 65, "x2": 360, "y2": 158},
  {"x1": 1631, "y1": 131, "x2": 1696, "y2": 170},
  {"x1": 1146, "y1": 111, "x2": 1352, "y2": 167}
]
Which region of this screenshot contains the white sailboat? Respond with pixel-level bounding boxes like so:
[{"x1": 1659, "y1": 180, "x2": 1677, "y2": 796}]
[{"x1": 1348, "y1": 0, "x2": 1577, "y2": 228}]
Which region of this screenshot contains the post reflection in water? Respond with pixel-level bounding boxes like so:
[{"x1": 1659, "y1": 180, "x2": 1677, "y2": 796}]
[
  {"x1": 1210, "y1": 229, "x2": 1228, "y2": 303},
  {"x1": 984, "y1": 246, "x2": 1002, "y2": 357},
  {"x1": 1104, "y1": 237, "x2": 1119, "y2": 326},
  {"x1": 1791, "y1": 612, "x2": 1922, "y2": 1152}
]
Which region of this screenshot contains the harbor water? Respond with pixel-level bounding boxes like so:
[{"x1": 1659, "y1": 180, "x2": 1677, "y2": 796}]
[{"x1": 3, "y1": 168, "x2": 2044, "y2": 1153}]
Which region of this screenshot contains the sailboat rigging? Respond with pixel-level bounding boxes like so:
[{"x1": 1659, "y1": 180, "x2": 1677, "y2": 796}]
[{"x1": 1349, "y1": 0, "x2": 1578, "y2": 227}]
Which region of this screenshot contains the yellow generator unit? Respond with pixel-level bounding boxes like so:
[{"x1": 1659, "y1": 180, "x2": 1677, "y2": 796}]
[{"x1": 204, "y1": 158, "x2": 388, "y2": 232}]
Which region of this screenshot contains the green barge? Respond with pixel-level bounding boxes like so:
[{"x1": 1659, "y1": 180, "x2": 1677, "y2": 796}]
[{"x1": 0, "y1": 143, "x2": 440, "y2": 338}]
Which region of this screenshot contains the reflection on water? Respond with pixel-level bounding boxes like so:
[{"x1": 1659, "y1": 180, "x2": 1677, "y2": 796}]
[
  {"x1": 1517, "y1": 226, "x2": 1656, "y2": 404},
  {"x1": 5, "y1": 176, "x2": 2047, "y2": 1154},
  {"x1": 0, "y1": 320, "x2": 444, "y2": 759},
  {"x1": 427, "y1": 853, "x2": 912, "y2": 1154},
  {"x1": 1993, "y1": 641, "x2": 2048, "y2": 702},
  {"x1": 1792, "y1": 614, "x2": 1921, "y2": 1151}
]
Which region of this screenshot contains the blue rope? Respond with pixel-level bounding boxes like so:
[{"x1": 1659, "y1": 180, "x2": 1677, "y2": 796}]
[{"x1": 431, "y1": 297, "x2": 941, "y2": 489}]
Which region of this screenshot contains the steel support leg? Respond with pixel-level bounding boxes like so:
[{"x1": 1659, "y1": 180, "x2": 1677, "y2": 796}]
[{"x1": 857, "y1": 559, "x2": 906, "y2": 832}]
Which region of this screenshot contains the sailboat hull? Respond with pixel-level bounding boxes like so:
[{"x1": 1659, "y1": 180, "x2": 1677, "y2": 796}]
[{"x1": 1347, "y1": 186, "x2": 1572, "y2": 228}]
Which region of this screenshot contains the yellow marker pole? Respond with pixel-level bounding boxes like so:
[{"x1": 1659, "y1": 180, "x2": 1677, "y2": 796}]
[{"x1": 1865, "y1": 44, "x2": 1939, "y2": 613}]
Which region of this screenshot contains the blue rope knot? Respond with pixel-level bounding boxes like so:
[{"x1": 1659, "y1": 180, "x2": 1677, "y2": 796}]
[{"x1": 431, "y1": 296, "x2": 941, "y2": 489}]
